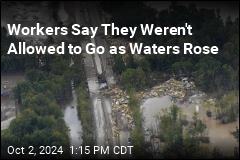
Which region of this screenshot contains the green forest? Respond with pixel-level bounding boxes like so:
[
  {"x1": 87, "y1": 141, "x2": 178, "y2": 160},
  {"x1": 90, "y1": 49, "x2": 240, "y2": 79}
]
[
  {"x1": 100, "y1": 1, "x2": 239, "y2": 95},
  {"x1": 100, "y1": 1, "x2": 239, "y2": 158},
  {"x1": 102, "y1": 1, "x2": 239, "y2": 128},
  {"x1": 1, "y1": 27, "x2": 87, "y2": 158},
  {"x1": 1, "y1": 1, "x2": 239, "y2": 159}
]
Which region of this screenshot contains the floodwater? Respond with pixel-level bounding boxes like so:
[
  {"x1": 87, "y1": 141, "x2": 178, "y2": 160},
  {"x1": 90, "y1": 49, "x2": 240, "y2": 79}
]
[
  {"x1": 95, "y1": 36, "x2": 116, "y2": 86},
  {"x1": 1, "y1": 116, "x2": 16, "y2": 130},
  {"x1": 90, "y1": 36, "x2": 103, "y2": 75},
  {"x1": 82, "y1": 39, "x2": 106, "y2": 158},
  {"x1": 94, "y1": 54, "x2": 103, "y2": 75},
  {"x1": 141, "y1": 96, "x2": 172, "y2": 134},
  {"x1": 1, "y1": 73, "x2": 24, "y2": 130},
  {"x1": 141, "y1": 95, "x2": 239, "y2": 157},
  {"x1": 92, "y1": 96, "x2": 105, "y2": 146},
  {"x1": 63, "y1": 81, "x2": 83, "y2": 159},
  {"x1": 207, "y1": 118, "x2": 239, "y2": 156},
  {"x1": 141, "y1": 96, "x2": 172, "y2": 157},
  {"x1": 1, "y1": 73, "x2": 25, "y2": 89},
  {"x1": 75, "y1": 7, "x2": 107, "y2": 154},
  {"x1": 180, "y1": 102, "x2": 239, "y2": 157}
]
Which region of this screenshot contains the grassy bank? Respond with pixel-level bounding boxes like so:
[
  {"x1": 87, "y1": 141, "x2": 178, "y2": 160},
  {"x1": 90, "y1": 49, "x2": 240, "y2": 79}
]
[
  {"x1": 128, "y1": 89, "x2": 146, "y2": 159},
  {"x1": 75, "y1": 84, "x2": 96, "y2": 158}
]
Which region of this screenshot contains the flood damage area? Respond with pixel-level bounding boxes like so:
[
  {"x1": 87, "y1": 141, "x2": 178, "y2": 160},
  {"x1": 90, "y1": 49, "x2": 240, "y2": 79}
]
[
  {"x1": 63, "y1": 81, "x2": 83, "y2": 159},
  {"x1": 1, "y1": 1, "x2": 238, "y2": 159},
  {"x1": 1, "y1": 2, "x2": 84, "y2": 155},
  {"x1": 140, "y1": 78, "x2": 239, "y2": 157},
  {"x1": 1, "y1": 73, "x2": 24, "y2": 130}
]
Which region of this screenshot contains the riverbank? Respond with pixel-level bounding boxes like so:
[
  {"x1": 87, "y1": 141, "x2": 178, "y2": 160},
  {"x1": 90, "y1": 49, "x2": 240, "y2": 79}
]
[{"x1": 106, "y1": 76, "x2": 239, "y2": 157}]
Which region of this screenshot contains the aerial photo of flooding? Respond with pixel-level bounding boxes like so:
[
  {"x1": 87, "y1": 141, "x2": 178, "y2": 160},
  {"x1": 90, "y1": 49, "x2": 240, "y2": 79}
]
[{"x1": 1, "y1": 1, "x2": 239, "y2": 159}]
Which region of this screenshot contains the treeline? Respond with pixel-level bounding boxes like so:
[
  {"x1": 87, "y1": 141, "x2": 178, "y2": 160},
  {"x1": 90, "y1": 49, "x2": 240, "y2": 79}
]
[
  {"x1": 1, "y1": 27, "x2": 66, "y2": 73},
  {"x1": 100, "y1": 2, "x2": 239, "y2": 158},
  {"x1": 1, "y1": 27, "x2": 33, "y2": 72},
  {"x1": 128, "y1": 89, "x2": 145, "y2": 158},
  {"x1": 157, "y1": 105, "x2": 208, "y2": 158},
  {"x1": 1, "y1": 30, "x2": 85, "y2": 158},
  {"x1": 1, "y1": 69, "x2": 72, "y2": 158},
  {"x1": 73, "y1": 54, "x2": 96, "y2": 159},
  {"x1": 100, "y1": 1, "x2": 239, "y2": 96},
  {"x1": 156, "y1": 105, "x2": 238, "y2": 159}
]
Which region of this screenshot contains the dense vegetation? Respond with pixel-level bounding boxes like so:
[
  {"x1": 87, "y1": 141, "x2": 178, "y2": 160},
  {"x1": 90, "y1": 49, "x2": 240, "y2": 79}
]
[
  {"x1": 1, "y1": 69, "x2": 72, "y2": 158},
  {"x1": 1, "y1": 27, "x2": 32, "y2": 72},
  {"x1": 216, "y1": 91, "x2": 239, "y2": 123},
  {"x1": 101, "y1": 1, "x2": 239, "y2": 96},
  {"x1": 1, "y1": 29, "x2": 85, "y2": 158},
  {"x1": 76, "y1": 85, "x2": 96, "y2": 158},
  {"x1": 1, "y1": 1, "x2": 238, "y2": 159},
  {"x1": 74, "y1": 54, "x2": 96, "y2": 158},
  {"x1": 157, "y1": 106, "x2": 208, "y2": 158},
  {"x1": 101, "y1": 0, "x2": 239, "y2": 122},
  {"x1": 100, "y1": 1, "x2": 239, "y2": 158},
  {"x1": 127, "y1": 89, "x2": 145, "y2": 158}
]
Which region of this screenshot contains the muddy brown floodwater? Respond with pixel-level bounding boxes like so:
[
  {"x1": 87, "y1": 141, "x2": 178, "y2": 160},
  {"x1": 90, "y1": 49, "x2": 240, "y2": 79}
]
[
  {"x1": 1, "y1": 72, "x2": 25, "y2": 88},
  {"x1": 180, "y1": 102, "x2": 239, "y2": 157},
  {"x1": 141, "y1": 95, "x2": 239, "y2": 157},
  {"x1": 1, "y1": 72, "x2": 25, "y2": 130},
  {"x1": 63, "y1": 80, "x2": 83, "y2": 159}
]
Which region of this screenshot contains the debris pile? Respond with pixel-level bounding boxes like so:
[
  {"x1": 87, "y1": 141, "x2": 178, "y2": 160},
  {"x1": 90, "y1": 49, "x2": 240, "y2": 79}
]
[
  {"x1": 105, "y1": 86, "x2": 134, "y2": 136},
  {"x1": 105, "y1": 78, "x2": 199, "y2": 137},
  {"x1": 138, "y1": 78, "x2": 196, "y2": 102}
]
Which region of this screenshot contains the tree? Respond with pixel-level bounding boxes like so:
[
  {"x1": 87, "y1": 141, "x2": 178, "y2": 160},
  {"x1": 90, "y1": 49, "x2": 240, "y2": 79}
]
[
  {"x1": 194, "y1": 56, "x2": 221, "y2": 92},
  {"x1": 1, "y1": 27, "x2": 28, "y2": 72},
  {"x1": 100, "y1": 1, "x2": 125, "y2": 13},
  {"x1": 125, "y1": 54, "x2": 136, "y2": 69},
  {"x1": 128, "y1": 89, "x2": 146, "y2": 159},
  {"x1": 2, "y1": 108, "x2": 70, "y2": 158},
  {"x1": 113, "y1": 54, "x2": 126, "y2": 74},
  {"x1": 132, "y1": 127, "x2": 145, "y2": 158},
  {"x1": 25, "y1": 69, "x2": 48, "y2": 82},
  {"x1": 108, "y1": 1, "x2": 157, "y2": 29},
  {"x1": 121, "y1": 68, "x2": 147, "y2": 90},
  {"x1": 157, "y1": 105, "x2": 208, "y2": 158},
  {"x1": 212, "y1": 147, "x2": 223, "y2": 159},
  {"x1": 45, "y1": 35, "x2": 55, "y2": 45},
  {"x1": 50, "y1": 57, "x2": 69, "y2": 75},
  {"x1": 158, "y1": 105, "x2": 183, "y2": 150},
  {"x1": 216, "y1": 91, "x2": 239, "y2": 123},
  {"x1": 13, "y1": 81, "x2": 33, "y2": 105},
  {"x1": 138, "y1": 58, "x2": 150, "y2": 73}
]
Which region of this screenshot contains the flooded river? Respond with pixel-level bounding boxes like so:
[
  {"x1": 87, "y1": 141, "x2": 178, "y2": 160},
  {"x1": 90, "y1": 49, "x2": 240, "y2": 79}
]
[
  {"x1": 141, "y1": 96, "x2": 172, "y2": 134},
  {"x1": 207, "y1": 118, "x2": 239, "y2": 156},
  {"x1": 1, "y1": 73, "x2": 25, "y2": 130},
  {"x1": 141, "y1": 95, "x2": 239, "y2": 157},
  {"x1": 180, "y1": 101, "x2": 239, "y2": 157},
  {"x1": 63, "y1": 81, "x2": 83, "y2": 159},
  {"x1": 1, "y1": 116, "x2": 16, "y2": 130}
]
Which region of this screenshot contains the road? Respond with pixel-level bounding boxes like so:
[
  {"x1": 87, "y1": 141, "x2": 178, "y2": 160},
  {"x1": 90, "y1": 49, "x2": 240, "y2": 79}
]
[
  {"x1": 87, "y1": 2, "x2": 132, "y2": 158},
  {"x1": 74, "y1": 1, "x2": 131, "y2": 158},
  {"x1": 75, "y1": 2, "x2": 117, "y2": 158},
  {"x1": 87, "y1": 1, "x2": 116, "y2": 86}
]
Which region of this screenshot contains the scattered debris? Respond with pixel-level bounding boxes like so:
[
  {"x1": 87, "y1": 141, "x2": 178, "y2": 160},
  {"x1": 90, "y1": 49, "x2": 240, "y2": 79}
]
[
  {"x1": 105, "y1": 77, "x2": 217, "y2": 137},
  {"x1": 137, "y1": 78, "x2": 196, "y2": 102},
  {"x1": 105, "y1": 86, "x2": 134, "y2": 136}
]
